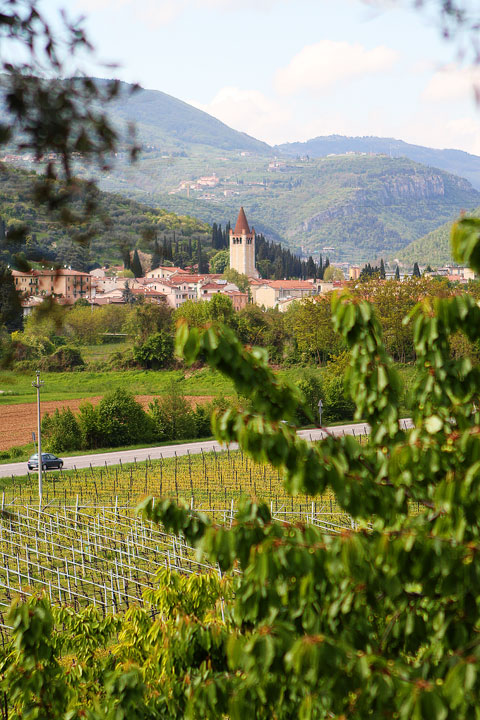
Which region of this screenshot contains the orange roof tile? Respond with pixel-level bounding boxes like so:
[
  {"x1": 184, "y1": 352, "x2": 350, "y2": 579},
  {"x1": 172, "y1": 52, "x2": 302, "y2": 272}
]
[{"x1": 260, "y1": 280, "x2": 313, "y2": 289}]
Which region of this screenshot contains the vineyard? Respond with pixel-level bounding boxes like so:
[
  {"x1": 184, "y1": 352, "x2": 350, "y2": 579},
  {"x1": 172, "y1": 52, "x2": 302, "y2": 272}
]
[{"x1": 0, "y1": 447, "x2": 353, "y2": 635}]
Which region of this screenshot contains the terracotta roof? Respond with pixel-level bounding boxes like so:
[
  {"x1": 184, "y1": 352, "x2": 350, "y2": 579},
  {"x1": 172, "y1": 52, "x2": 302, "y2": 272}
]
[
  {"x1": 92, "y1": 297, "x2": 125, "y2": 305},
  {"x1": 259, "y1": 280, "x2": 314, "y2": 289},
  {"x1": 177, "y1": 274, "x2": 222, "y2": 282},
  {"x1": 12, "y1": 268, "x2": 90, "y2": 277},
  {"x1": 233, "y1": 207, "x2": 251, "y2": 235},
  {"x1": 149, "y1": 266, "x2": 188, "y2": 274},
  {"x1": 131, "y1": 288, "x2": 167, "y2": 297}
]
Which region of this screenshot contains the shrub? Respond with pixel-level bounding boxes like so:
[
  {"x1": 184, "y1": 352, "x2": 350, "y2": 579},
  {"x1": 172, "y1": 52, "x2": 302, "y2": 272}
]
[
  {"x1": 192, "y1": 396, "x2": 234, "y2": 438},
  {"x1": 107, "y1": 348, "x2": 138, "y2": 371},
  {"x1": 132, "y1": 331, "x2": 173, "y2": 369},
  {"x1": 0, "y1": 328, "x2": 13, "y2": 368},
  {"x1": 321, "y1": 353, "x2": 355, "y2": 424},
  {"x1": 77, "y1": 402, "x2": 103, "y2": 450},
  {"x1": 148, "y1": 387, "x2": 196, "y2": 442},
  {"x1": 40, "y1": 346, "x2": 85, "y2": 372},
  {"x1": 96, "y1": 389, "x2": 152, "y2": 447},
  {"x1": 321, "y1": 372, "x2": 355, "y2": 423},
  {"x1": 295, "y1": 371, "x2": 322, "y2": 426},
  {"x1": 41, "y1": 408, "x2": 81, "y2": 453}
]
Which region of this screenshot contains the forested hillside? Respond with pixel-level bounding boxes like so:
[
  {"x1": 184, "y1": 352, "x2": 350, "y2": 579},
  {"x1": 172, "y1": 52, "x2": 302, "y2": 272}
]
[
  {"x1": 276, "y1": 134, "x2": 480, "y2": 191},
  {"x1": 395, "y1": 206, "x2": 480, "y2": 266},
  {"x1": 93, "y1": 151, "x2": 480, "y2": 262},
  {"x1": 4, "y1": 81, "x2": 480, "y2": 263},
  {"x1": 95, "y1": 79, "x2": 271, "y2": 155},
  {"x1": 0, "y1": 165, "x2": 210, "y2": 271}
]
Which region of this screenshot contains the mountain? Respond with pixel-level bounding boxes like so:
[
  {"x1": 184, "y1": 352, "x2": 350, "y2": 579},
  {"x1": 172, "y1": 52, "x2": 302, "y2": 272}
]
[
  {"x1": 95, "y1": 150, "x2": 480, "y2": 263},
  {"x1": 276, "y1": 135, "x2": 480, "y2": 191},
  {"x1": 95, "y1": 79, "x2": 271, "y2": 155},
  {"x1": 5, "y1": 81, "x2": 480, "y2": 263},
  {"x1": 394, "y1": 207, "x2": 480, "y2": 267}
]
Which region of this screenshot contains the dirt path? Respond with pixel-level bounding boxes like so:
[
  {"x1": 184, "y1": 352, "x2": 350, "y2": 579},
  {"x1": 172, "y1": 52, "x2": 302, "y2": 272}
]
[{"x1": 0, "y1": 395, "x2": 214, "y2": 450}]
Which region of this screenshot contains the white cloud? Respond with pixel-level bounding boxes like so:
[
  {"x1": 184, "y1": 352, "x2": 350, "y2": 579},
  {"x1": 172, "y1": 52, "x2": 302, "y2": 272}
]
[
  {"x1": 275, "y1": 40, "x2": 398, "y2": 95},
  {"x1": 393, "y1": 114, "x2": 480, "y2": 156},
  {"x1": 422, "y1": 64, "x2": 480, "y2": 102},
  {"x1": 189, "y1": 86, "x2": 294, "y2": 145}
]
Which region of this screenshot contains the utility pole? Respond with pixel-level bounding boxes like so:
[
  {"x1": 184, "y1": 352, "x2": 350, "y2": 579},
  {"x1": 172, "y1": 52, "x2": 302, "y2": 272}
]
[
  {"x1": 32, "y1": 370, "x2": 44, "y2": 502},
  {"x1": 318, "y1": 398, "x2": 323, "y2": 427}
]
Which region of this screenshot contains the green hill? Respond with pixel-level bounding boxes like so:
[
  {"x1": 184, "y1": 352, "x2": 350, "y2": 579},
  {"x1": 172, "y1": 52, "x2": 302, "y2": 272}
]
[
  {"x1": 5, "y1": 81, "x2": 480, "y2": 263},
  {"x1": 0, "y1": 165, "x2": 211, "y2": 270},
  {"x1": 95, "y1": 79, "x2": 271, "y2": 155},
  {"x1": 276, "y1": 135, "x2": 480, "y2": 191},
  {"x1": 395, "y1": 207, "x2": 480, "y2": 267},
  {"x1": 94, "y1": 151, "x2": 480, "y2": 262}
]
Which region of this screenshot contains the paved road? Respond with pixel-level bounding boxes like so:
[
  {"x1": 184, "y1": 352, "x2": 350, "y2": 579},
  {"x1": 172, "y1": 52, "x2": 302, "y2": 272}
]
[{"x1": 0, "y1": 420, "x2": 413, "y2": 479}]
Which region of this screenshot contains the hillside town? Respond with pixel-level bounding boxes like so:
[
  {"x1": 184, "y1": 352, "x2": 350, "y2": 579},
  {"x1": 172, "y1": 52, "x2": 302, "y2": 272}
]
[{"x1": 11, "y1": 207, "x2": 475, "y2": 318}]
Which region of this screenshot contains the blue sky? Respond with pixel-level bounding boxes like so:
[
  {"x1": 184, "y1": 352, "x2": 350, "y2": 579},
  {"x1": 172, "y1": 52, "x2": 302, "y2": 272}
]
[{"x1": 49, "y1": 0, "x2": 480, "y2": 153}]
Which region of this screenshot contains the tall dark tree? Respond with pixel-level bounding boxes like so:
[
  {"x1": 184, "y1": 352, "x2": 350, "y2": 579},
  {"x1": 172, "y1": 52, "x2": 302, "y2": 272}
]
[
  {"x1": 395, "y1": 265, "x2": 400, "y2": 280},
  {"x1": 380, "y1": 258, "x2": 386, "y2": 279},
  {"x1": 122, "y1": 247, "x2": 131, "y2": 270},
  {"x1": 413, "y1": 261, "x2": 421, "y2": 278},
  {"x1": 131, "y1": 249, "x2": 143, "y2": 278},
  {"x1": 0, "y1": 263, "x2": 22, "y2": 330},
  {"x1": 122, "y1": 280, "x2": 135, "y2": 305},
  {"x1": 151, "y1": 239, "x2": 162, "y2": 270},
  {"x1": 196, "y1": 239, "x2": 208, "y2": 274},
  {"x1": 306, "y1": 256, "x2": 316, "y2": 279}
]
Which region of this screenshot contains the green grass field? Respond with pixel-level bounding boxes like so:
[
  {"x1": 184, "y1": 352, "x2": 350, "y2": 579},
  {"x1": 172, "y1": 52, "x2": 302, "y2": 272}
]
[
  {"x1": 0, "y1": 364, "x2": 417, "y2": 407},
  {"x1": 0, "y1": 366, "x2": 324, "y2": 405}
]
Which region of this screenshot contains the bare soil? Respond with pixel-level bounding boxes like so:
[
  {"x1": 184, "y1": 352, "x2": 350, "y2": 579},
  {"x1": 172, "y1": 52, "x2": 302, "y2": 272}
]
[{"x1": 0, "y1": 395, "x2": 214, "y2": 450}]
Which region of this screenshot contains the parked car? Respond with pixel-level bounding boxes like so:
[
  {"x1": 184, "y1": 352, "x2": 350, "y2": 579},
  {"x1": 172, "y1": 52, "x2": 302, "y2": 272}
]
[{"x1": 27, "y1": 453, "x2": 64, "y2": 471}]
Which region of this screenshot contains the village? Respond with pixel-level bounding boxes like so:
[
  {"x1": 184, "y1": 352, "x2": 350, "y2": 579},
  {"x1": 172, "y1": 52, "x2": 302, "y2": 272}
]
[{"x1": 11, "y1": 207, "x2": 475, "y2": 318}]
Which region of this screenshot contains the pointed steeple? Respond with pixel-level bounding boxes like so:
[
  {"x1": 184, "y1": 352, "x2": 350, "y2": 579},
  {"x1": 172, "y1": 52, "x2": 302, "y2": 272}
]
[{"x1": 234, "y1": 207, "x2": 251, "y2": 235}]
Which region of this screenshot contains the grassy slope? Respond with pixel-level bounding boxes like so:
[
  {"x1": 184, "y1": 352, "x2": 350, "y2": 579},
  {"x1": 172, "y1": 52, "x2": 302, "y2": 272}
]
[
  {"x1": 0, "y1": 364, "x2": 416, "y2": 407},
  {"x1": 395, "y1": 206, "x2": 480, "y2": 266},
  {"x1": 0, "y1": 366, "x2": 317, "y2": 404}
]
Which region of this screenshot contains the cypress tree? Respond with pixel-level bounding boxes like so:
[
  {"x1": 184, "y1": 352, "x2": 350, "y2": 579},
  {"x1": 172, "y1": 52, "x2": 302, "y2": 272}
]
[
  {"x1": 122, "y1": 247, "x2": 131, "y2": 270},
  {"x1": 380, "y1": 258, "x2": 386, "y2": 279},
  {"x1": 413, "y1": 261, "x2": 421, "y2": 278},
  {"x1": 131, "y1": 249, "x2": 143, "y2": 278},
  {"x1": 395, "y1": 265, "x2": 400, "y2": 280},
  {"x1": 0, "y1": 262, "x2": 22, "y2": 330},
  {"x1": 151, "y1": 239, "x2": 162, "y2": 270}
]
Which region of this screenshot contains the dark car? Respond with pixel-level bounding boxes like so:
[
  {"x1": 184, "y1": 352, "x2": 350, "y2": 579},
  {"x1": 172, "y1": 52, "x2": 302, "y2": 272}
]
[{"x1": 27, "y1": 453, "x2": 63, "y2": 471}]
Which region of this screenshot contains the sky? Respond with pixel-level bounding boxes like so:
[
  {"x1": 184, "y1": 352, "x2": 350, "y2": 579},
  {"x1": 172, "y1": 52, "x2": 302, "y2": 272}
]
[{"x1": 47, "y1": 0, "x2": 480, "y2": 154}]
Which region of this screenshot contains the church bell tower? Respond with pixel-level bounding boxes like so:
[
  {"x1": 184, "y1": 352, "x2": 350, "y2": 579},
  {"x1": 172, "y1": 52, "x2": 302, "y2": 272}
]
[{"x1": 229, "y1": 207, "x2": 259, "y2": 278}]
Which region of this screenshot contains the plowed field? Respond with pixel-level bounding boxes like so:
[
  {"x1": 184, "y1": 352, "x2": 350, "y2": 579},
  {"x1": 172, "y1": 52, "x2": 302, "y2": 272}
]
[{"x1": 0, "y1": 395, "x2": 213, "y2": 450}]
